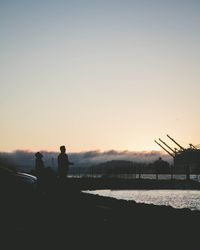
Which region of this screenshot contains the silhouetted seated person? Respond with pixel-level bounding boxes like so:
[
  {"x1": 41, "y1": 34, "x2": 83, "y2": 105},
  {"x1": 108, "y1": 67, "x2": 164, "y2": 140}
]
[{"x1": 57, "y1": 145, "x2": 73, "y2": 181}]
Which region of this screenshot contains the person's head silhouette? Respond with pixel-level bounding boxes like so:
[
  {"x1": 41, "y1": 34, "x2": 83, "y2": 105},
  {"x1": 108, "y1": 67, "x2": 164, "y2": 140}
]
[
  {"x1": 35, "y1": 152, "x2": 43, "y2": 159},
  {"x1": 60, "y1": 145, "x2": 66, "y2": 153}
]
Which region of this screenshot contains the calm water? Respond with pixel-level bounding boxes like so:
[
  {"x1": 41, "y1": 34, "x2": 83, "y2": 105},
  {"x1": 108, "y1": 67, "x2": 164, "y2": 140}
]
[{"x1": 85, "y1": 190, "x2": 200, "y2": 211}]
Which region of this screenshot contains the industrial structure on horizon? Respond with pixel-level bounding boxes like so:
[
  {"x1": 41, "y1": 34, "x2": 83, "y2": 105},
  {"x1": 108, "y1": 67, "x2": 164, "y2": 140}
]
[{"x1": 155, "y1": 135, "x2": 200, "y2": 174}]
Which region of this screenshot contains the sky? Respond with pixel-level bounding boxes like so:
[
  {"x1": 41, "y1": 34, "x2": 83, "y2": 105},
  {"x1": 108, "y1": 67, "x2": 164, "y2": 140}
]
[{"x1": 0, "y1": 0, "x2": 200, "y2": 153}]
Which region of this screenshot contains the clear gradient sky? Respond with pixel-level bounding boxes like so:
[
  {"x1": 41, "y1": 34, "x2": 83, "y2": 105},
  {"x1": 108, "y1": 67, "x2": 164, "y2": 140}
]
[{"x1": 0, "y1": 0, "x2": 200, "y2": 152}]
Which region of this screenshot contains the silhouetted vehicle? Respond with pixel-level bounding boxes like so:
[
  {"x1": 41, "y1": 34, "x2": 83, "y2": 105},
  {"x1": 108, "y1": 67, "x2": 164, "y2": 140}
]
[
  {"x1": 0, "y1": 165, "x2": 37, "y2": 194},
  {"x1": 0, "y1": 165, "x2": 38, "y2": 231}
]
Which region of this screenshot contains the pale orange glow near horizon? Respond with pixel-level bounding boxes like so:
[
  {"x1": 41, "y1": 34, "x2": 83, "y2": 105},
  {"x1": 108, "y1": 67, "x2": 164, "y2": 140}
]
[{"x1": 1, "y1": 1, "x2": 200, "y2": 153}]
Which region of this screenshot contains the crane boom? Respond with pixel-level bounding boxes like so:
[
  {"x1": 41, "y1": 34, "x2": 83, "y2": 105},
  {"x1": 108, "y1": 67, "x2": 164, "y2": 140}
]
[
  {"x1": 155, "y1": 140, "x2": 175, "y2": 157},
  {"x1": 189, "y1": 144, "x2": 197, "y2": 150},
  {"x1": 166, "y1": 134, "x2": 185, "y2": 150},
  {"x1": 159, "y1": 138, "x2": 176, "y2": 153}
]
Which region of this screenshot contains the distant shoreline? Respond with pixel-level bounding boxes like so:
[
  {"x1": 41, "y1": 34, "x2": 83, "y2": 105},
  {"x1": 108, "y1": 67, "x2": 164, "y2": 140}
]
[{"x1": 66, "y1": 177, "x2": 200, "y2": 190}]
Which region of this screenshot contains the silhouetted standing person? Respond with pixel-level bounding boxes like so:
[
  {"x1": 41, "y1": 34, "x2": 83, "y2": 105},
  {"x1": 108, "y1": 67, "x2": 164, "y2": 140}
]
[
  {"x1": 57, "y1": 145, "x2": 73, "y2": 180},
  {"x1": 35, "y1": 152, "x2": 45, "y2": 177},
  {"x1": 35, "y1": 152, "x2": 46, "y2": 192}
]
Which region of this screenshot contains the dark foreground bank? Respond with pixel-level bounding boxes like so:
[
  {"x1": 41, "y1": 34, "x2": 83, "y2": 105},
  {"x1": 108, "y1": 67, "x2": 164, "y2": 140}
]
[{"x1": 1, "y1": 176, "x2": 200, "y2": 249}]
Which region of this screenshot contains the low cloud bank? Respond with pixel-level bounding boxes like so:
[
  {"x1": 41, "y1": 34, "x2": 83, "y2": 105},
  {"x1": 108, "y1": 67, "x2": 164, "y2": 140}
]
[{"x1": 0, "y1": 150, "x2": 173, "y2": 172}]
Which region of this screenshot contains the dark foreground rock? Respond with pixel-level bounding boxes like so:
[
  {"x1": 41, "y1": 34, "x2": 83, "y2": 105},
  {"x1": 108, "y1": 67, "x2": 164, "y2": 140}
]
[{"x1": 1, "y1": 179, "x2": 200, "y2": 249}]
